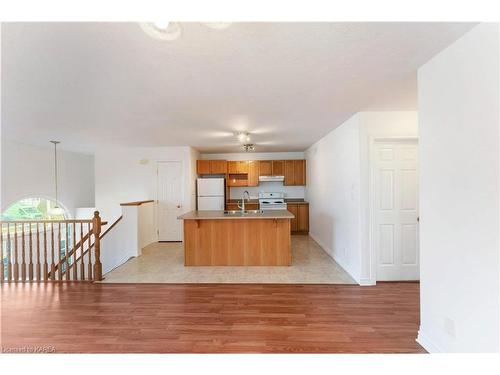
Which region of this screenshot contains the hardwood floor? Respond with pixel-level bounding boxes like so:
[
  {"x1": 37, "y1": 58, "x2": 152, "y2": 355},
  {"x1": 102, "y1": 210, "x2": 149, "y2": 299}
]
[{"x1": 1, "y1": 282, "x2": 425, "y2": 353}]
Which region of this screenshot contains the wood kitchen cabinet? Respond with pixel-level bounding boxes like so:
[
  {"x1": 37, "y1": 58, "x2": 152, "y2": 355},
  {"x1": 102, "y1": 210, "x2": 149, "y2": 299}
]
[
  {"x1": 210, "y1": 160, "x2": 227, "y2": 174},
  {"x1": 287, "y1": 202, "x2": 309, "y2": 233},
  {"x1": 228, "y1": 161, "x2": 248, "y2": 174},
  {"x1": 294, "y1": 160, "x2": 306, "y2": 185},
  {"x1": 287, "y1": 204, "x2": 299, "y2": 232},
  {"x1": 258, "y1": 160, "x2": 273, "y2": 176},
  {"x1": 197, "y1": 160, "x2": 227, "y2": 175},
  {"x1": 284, "y1": 160, "x2": 306, "y2": 186},
  {"x1": 272, "y1": 160, "x2": 285, "y2": 176},
  {"x1": 226, "y1": 202, "x2": 259, "y2": 211},
  {"x1": 247, "y1": 160, "x2": 259, "y2": 186},
  {"x1": 297, "y1": 203, "x2": 309, "y2": 232},
  {"x1": 197, "y1": 160, "x2": 211, "y2": 174}
]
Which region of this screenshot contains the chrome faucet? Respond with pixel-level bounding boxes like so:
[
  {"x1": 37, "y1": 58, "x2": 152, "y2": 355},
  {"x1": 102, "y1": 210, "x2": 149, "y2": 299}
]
[{"x1": 238, "y1": 190, "x2": 250, "y2": 212}]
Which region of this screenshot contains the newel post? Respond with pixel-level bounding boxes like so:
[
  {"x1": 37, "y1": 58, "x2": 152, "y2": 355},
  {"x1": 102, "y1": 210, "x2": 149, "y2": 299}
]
[{"x1": 92, "y1": 211, "x2": 103, "y2": 281}]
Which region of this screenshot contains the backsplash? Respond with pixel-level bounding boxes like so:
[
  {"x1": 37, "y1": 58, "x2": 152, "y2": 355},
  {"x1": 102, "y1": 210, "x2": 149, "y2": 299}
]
[{"x1": 230, "y1": 182, "x2": 305, "y2": 200}]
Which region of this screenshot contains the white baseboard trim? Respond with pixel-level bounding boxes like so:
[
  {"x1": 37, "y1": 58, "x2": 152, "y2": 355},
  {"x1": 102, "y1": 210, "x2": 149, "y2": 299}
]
[
  {"x1": 416, "y1": 328, "x2": 442, "y2": 353},
  {"x1": 359, "y1": 277, "x2": 376, "y2": 286},
  {"x1": 103, "y1": 255, "x2": 136, "y2": 275},
  {"x1": 308, "y1": 232, "x2": 361, "y2": 285}
]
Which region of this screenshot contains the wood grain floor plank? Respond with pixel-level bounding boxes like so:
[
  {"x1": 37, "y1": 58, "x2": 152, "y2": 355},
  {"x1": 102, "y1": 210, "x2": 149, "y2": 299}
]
[{"x1": 1, "y1": 282, "x2": 425, "y2": 353}]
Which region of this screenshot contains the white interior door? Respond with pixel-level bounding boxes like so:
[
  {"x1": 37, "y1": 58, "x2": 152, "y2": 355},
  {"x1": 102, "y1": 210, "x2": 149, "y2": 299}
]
[
  {"x1": 374, "y1": 140, "x2": 419, "y2": 281},
  {"x1": 157, "y1": 161, "x2": 183, "y2": 241}
]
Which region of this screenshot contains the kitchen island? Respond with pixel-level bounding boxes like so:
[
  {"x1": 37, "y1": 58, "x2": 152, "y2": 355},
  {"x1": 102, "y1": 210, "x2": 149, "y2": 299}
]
[{"x1": 178, "y1": 210, "x2": 294, "y2": 266}]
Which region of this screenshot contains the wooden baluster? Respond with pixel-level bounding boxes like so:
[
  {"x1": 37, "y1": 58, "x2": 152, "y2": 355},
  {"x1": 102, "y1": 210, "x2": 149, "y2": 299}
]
[
  {"x1": 0, "y1": 224, "x2": 4, "y2": 283},
  {"x1": 21, "y1": 223, "x2": 26, "y2": 281},
  {"x1": 14, "y1": 223, "x2": 19, "y2": 281},
  {"x1": 93, "y1": 212, "x2": 103, "y2": 281},
  {"x1": 73, "y1": 223, "x2": 78, "y2": 280},
  {"x1": 65, "y1": 223, "x2": 70, "y2": 280},
  {"x1": 87, "y1": 222, "x2": 92, "y2": 280},
  {"x1": 43, "y1": 223, "x2": 48, "y2": 281},
  {"x1": 57, "y1": 222, "x2": 62, "y2": 280},
  {"x1": 28, "y1": 223, "x2": 34, "y2": 281},
  {"x1": 80, "y1": 223, "x2": 85, "y2": 280},
  {"x1": 7, "y1": 224, "x2": 12, "y2": 281},
  {"x1": 50, "y1": 223, "x2": 56, "y2": 281},
  {"x1": 36, "y1": 223, "x2": 41, "y2": 281}
]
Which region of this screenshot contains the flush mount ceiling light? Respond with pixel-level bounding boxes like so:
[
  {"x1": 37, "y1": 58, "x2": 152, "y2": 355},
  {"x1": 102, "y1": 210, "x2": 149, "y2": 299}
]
[
  {"x1": 139, "y1": 22, "x2": 182, "y2": 41},
  {"x1": 235, "y1": 131, "x2": 251, "y2": 143},
  {"x1": 243, "y1": 144, "x2": 255, "y2": 152}
]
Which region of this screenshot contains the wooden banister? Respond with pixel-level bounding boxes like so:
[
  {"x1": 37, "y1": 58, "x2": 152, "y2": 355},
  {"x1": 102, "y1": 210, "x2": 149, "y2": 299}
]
[{"x1": 1, "y1": 211, "x2": 108, "y2": 283}]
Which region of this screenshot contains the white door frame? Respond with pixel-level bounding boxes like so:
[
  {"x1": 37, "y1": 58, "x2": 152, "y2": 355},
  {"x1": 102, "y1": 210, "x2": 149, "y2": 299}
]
[
  {"x1": 368, "y1": 136, "x2": 419, "y2": 284},
  {"x1": 155, "y1": 159, "x2": 185, "y2": 241}
]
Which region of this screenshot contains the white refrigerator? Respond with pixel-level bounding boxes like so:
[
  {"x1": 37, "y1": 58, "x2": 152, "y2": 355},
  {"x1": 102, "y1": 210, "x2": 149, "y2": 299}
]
[{"x1": 197, "y1": 178, "x2": 225, "y2": 210}]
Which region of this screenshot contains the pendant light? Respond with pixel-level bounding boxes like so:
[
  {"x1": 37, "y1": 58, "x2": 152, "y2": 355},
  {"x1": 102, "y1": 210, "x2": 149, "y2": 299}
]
[{"x1": 49, "y1": 141, "x2": 65, "y2": 216}]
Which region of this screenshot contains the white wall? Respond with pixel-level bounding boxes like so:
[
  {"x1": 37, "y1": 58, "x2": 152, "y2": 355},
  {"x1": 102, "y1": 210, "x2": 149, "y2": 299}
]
[
  {"x1": 1, "y1": 139, "x2": 95, "y2": 217},
  {"x1": 94, "y1": 146, "x2": 197, "y2": 223},
  {"x1": 201, "y1": 152, "x2": 306, "y2": 200},
  {"x1": 305, "y1": 111, "x2": 418, "y2": 284},
  {"x1": 305, "y1": 115, "x2": 362, "y2": 281},
  {"x1": 417, "y1": 23, "x2": 499, "y2": 352}
]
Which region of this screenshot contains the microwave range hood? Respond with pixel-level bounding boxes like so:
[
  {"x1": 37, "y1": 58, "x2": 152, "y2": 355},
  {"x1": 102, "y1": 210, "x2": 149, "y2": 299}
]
[{"x1": 258, "y1": 175, "x2": 285, "y2": 182}]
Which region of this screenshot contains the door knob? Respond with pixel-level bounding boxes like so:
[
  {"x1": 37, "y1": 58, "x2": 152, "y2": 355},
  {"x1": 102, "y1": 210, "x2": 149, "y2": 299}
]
[{"x1": 177, "y1": 205, "x2": 181, "y2": 209}]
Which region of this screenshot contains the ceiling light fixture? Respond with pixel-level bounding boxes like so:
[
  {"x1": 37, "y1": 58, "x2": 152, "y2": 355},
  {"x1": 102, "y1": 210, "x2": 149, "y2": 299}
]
[
  {"x1": 235, "y1": 131, "x2": 250, "y2": 143},
  {"x1": 243, "y1": 144, "x2": 255, "y2": 152},
  {"x1": 139, "y1": 22, "x2": 182, "y2": 41}
]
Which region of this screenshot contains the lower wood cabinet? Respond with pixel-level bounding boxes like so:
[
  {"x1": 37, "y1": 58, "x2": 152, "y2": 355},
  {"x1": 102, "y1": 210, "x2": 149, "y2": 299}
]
[
  {"x1": 287, "y1": 203, "x2": 309, "y2": 233},
  {"x1": 226, "y1": 202, "x2": 259, "y2": 211}
]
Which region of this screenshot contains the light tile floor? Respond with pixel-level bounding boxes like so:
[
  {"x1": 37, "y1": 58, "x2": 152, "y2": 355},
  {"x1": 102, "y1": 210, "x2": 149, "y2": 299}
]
[{"x1": 101, "y1": 235, "x2": 356, "y2": 284}]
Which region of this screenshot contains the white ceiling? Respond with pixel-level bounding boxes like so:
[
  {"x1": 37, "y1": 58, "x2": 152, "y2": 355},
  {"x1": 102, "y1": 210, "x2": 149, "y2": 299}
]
[{"x1": 1, "y1": 22, "x2": 474, "y2": 154}]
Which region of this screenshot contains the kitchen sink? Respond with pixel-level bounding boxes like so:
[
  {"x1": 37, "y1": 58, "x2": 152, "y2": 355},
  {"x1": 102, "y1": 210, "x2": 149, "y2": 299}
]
[{"x1": 223, "y1": 209, "x2": 264, "y2": 215}]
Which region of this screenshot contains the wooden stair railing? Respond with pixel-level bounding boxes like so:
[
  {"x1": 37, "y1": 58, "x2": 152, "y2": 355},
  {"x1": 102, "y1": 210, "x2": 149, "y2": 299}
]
[
  {"x1": 54, "y1": 215, "x2": 122, "y2": 281},
  {"x1": 0, "y1": 211, "x2": 106, "y2": 282}
]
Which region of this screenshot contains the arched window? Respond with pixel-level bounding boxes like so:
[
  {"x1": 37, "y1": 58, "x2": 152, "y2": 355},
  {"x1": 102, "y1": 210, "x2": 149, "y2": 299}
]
[{"x1": 1, "y1": 197, "x2": 68, "y2": 221}]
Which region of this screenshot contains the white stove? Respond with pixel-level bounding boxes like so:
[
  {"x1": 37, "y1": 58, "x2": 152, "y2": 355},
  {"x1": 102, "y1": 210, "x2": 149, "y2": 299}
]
[{"x1": 258, "y1": 192, "x2": 287, "y2": 210}]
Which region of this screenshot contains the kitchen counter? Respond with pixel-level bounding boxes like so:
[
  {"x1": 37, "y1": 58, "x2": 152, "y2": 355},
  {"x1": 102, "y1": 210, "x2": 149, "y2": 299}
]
[
  {"x1": 178, "y1": 209, "x2": 294, "y2": 220},
  {"x1": 178, "y1": 209, "x2": 292, "y2": 266}
]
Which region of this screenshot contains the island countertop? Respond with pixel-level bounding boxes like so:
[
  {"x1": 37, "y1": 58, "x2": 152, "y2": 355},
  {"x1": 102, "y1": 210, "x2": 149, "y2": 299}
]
[{"x1": 178, "y1": 210, "x2": 294, "y2": 220}]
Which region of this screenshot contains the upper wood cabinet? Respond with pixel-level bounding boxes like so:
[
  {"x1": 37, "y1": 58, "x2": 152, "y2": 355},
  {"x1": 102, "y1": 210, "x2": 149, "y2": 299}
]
[
  {"x1": 284, "y1": 160, "x2": 295, "y2": 185},
  {"x1": 210, "y1": 160, "x2": 227, "y2": 174},
  {"x1": 294, "y1": 160, "x2": 306, "y2": 185},
  {"x1": 197, "y1": 160, "x2": 211, "y2": 175},
  {"x1": 258, "y1": 160, "x2": 273, "y2": 176},
  {"x1": 247, "y1": 160, "x2": 259, "y2": 186},
  {"x1": 197, "y1": 160, "x2": 227, "y2": 175},
  {"x1": 284, "y1": 160, "x2": 306, "y2": 186},
  {"x1": 228, "y1": 161, "x2": 248, "y2": 174},
  {"x1": 272, "y1": 160, "x2": 285, "y2": 176}
]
